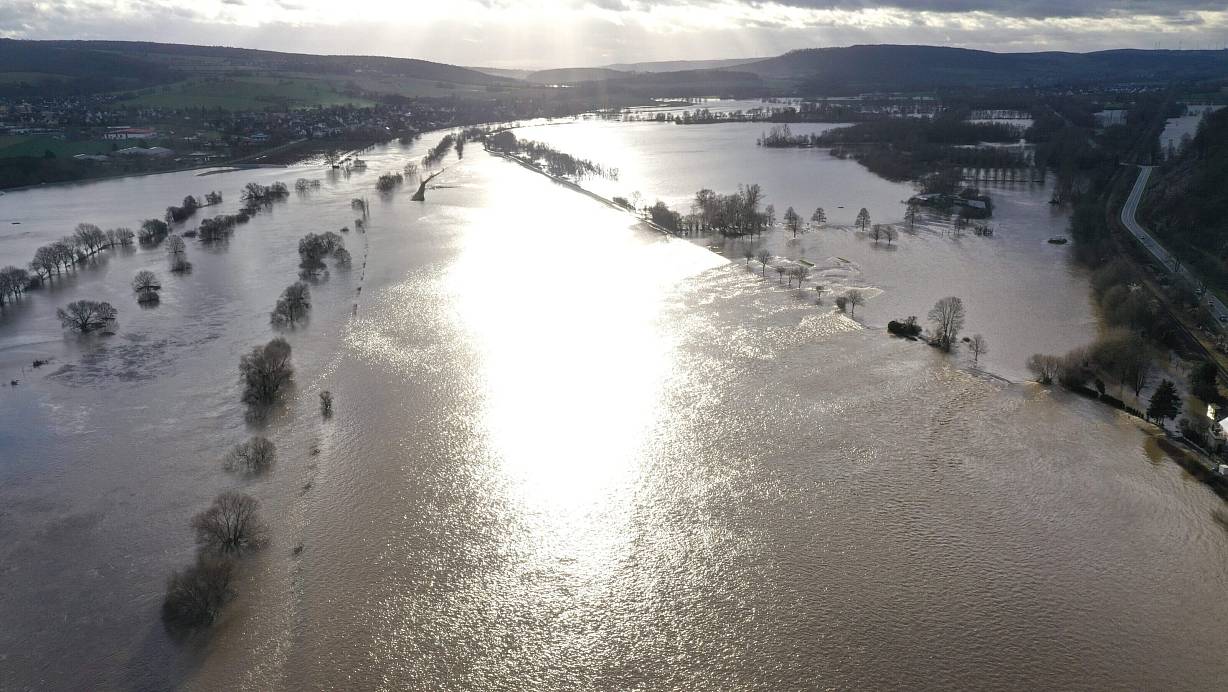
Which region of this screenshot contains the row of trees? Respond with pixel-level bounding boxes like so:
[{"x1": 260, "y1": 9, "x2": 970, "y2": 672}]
[
  {"x1": 198, "y1": 211, "x2": 253, "y2": 242},
  {"x1": 423, "y1": 133, "x2": 457, "y2": 168},
  {"x1": 0, "y1": 266, "x2": 31, "y2": 306},
  {"x1": 26, "y1": 223, "x2": 136, "y2": 282},
  {"x1": 1026, "y1": 330, "x2": 1164, "y2": 418},
  {"x1": 165, "y1": 192, "x2": 223, "y2": 223}
]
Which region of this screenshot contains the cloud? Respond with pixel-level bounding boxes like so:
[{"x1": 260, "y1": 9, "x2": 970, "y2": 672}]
[
  {"x1": 1, "y1": 0, "x2": 1225, "y2": 68},
  {"x1": 724, "y1": 0, "x2": 1227, "y2": 20}
]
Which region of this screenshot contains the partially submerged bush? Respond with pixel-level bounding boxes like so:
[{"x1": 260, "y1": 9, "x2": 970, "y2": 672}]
[
  {"x1": 271, "y1": 282, "x2": 311, "y2": 325},
  {"x1": 239, "y1": 337, "x2": 294, "y2": 404},
  {"x1": 161, "y1": 556, "x2": 234, "y2": 629},
  {"x1": 887, "y1": 316, "x2": 922, "y2": 337},
  {"x1": 223, "y1": 437, "x2": 276, "y2": 474},
  {"x1": 132, "y1": 270, "x2": 162, "y2": 303}
]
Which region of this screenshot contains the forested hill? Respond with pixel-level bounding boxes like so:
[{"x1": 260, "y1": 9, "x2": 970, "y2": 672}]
[
  {"x1": 0, "y1": 39, "x2": 512, "y2": 97},
  {"x1": 1141, "y1": 107, "x2": 1228, "y2": 287},
  {"x1": 741, "y1": 45, "x2": 1228, "y2": 91}
]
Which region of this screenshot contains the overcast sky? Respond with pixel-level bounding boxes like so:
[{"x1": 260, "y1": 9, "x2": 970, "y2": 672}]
[{"x1": 2, "y1": 1, "x2": 1225, "y2": 69}]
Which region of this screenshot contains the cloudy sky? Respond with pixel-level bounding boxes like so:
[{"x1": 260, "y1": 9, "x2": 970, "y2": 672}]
[{"x1": 2, "y1": 1, "x2": 1226, "y2": 68}]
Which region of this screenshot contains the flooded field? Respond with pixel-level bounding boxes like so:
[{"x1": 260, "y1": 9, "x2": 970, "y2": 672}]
[
  {"x1": 512, "y1": 117, "x2": 1094, "y2": 379},
  {"x1": 1161, "y1": 104, "x2": 1224, "y2": 153},
  {"x1": 2, "y1": 116, "x2": 1227, "y2": 690}
]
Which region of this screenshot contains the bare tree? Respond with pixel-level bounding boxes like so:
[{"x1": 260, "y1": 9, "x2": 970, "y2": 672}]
[
  {"x1": 56, "y1": 300, "x2": 116, "y2": 332},
  {"x1": 904, "y1": 203, "x2": 919, "y2": 232},
  {"x1": 161, "y1": 556, "x2": 234, "y2": 629},
  {"x1": 845, "y1": 289, "x2": 865, "y2": 317},
  {"x1": 814, "y1": 284, "x2": 826, "y2": 302},
  {"x1": 855, "y1": 207, "x2": 871, "y2": 233},
  {"x1": 192, "y1": 491, "x2": 267, "y2": 556},
  {"x1": 783, "y1": 206, "x2": 803, "y2": 238},
  {"x1": 793, "y1": 265, "x2": 811, "y2": 288},
  {"x1": 756, "y1": 249, "x2": 770, "y2": 276},
  {"x1": 927, "y1": 296, "x2": 965, "y2": 351},
  {"x1": 1026, "y1": 353, "x2": 1063, "y2": 384},
  {"x1": 271, "y1": 282, "x2": 311, "y2": 326},
  {"x1": 166, "y1": 234, "x2": 190, "y2": 273},
  {"x1": 240, "y1": 338, "x2": 294, "y2": 404},
  {"x1": 883, "y1": 226, "x2": 898, "y2": 245},
  {"x1": 968, "y1": 334, "x2": 988, "y2": 364},
  {"x1": 223, "y1": 437, "x2": 276, "y2": 474},
  {"x1": 132, "y1": 270, "x2": 162, "y2": 303},
  {"x1": 810, "y1": 207, "x2": 826, "y2": 230}
]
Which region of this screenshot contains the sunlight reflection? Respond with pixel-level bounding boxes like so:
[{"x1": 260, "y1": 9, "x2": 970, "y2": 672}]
[{"x1": 447, "y1": 158, "x2": 723, "y2": 567}]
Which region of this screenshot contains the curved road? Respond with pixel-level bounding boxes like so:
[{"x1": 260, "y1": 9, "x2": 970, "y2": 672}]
[{"x1": 1120, "y1": 165, "x2": 1228, "y2": 323}]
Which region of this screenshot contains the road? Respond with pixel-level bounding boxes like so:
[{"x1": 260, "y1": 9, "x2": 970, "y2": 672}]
[{"x1": 1120, "y1": 165, "x2": 1228, "y2": 323}]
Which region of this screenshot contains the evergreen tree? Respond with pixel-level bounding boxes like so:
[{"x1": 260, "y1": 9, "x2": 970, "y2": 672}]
[{"x1": 1147, "y1": 380, "x2": 1180, "y2": 426}]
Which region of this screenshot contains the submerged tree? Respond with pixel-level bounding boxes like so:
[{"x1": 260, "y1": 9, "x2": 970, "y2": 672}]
[
  {"x1": 132, "y1": 270, "x2": 162, "y2": 303},
  {"x1": 0, "y1": 266, "x2": 30, "y2": 306},
  {"x1": 223, "y1": 436, "x2": 276, "y2": 475},
  {"x1": 239, "y1": 337, "x2": 294, "y2": 404},
  {"x1": 271, "y1": 282, "x2": 311, "y2": 325},
  {"x1": 927, "y1": 296, "x2": 965, "y2": 351},
  {"x1": 57, "y1": 300, "x2": 116, "y2": 332},
  {"x1": 191, "y1": 491, "x2": 268, "y2": 556},
  {"x1": 783, "y1": 206, "x2": 803, "y2": 238},
  {"x1": 161, "y1": 556, "x2": 234, "y2": 629}
]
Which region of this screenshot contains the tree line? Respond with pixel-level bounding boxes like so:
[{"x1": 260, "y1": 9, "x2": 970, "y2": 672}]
[{"x1": 485, "y1": 130, "x2": 616, "y2": 182}]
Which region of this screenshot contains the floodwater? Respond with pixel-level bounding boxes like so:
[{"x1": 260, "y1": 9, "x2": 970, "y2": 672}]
[
  {"x1": 512, "y1": 118, "x2": 1094, "y2": 380},
  {"x1": 1161, "y1": 104, "x2": 1224, "y2": 153},
  {"x1": 2, "y1": 117, "x2": 1227, "y2": 691}
]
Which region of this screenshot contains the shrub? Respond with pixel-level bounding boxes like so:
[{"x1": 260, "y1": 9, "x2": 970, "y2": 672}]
[
  {"x1": 887, "y1": 317, "x2": 922, "y2": 337},
  {"x1": 161, "y1": 556, "x2": 234, "y2": 629},
  {"x1": 223, "y1": 437, "x2": 276, "y2": 474}
]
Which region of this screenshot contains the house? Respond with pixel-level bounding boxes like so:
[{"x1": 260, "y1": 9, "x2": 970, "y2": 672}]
[
  {"x1": 1206, "y1": 404, "x2": 1228, "y2": 442},
  {"x1": 116, "y1": 146, "x2": 174, "y2": 157},
  {"x1": 103, "y1": 127, "x2": 158, "y2": 140}
]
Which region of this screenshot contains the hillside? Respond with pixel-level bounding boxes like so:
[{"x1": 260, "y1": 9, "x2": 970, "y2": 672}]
[
  {"x1": 741, "y1": 44, "x2": 1228, "y2": 91},
  {"x1": 525, "y1": 67, "x2": 628, "y2": 84},
  {"x1": 1141, "y1": 107, "x2": 1228, "y2": 289},
  {"x1": 0, "y1": 39, "x2": 512, "y2": 98},
  {"x1": 602, "y1": 57, "x2": 765, "y2": 73},
  {"x1": 0, "y1": 39, "x2": 177, "y2": 96}
]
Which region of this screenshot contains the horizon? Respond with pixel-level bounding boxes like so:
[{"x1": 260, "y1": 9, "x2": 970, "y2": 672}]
[{"x1": 3, "y1": 1, "x2": 1227, "y2": 70}]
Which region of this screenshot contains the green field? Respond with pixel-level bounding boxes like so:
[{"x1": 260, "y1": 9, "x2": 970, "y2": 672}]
[
  {"x1": 117, "y1": 76, "x2": 376, "y2": 110},
  {"x1": 0, "y1": 136, "x2": 116, "y2": 159},
  {"x1": 0, "y1": 71, "x2": 72, "y2": 84}
]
